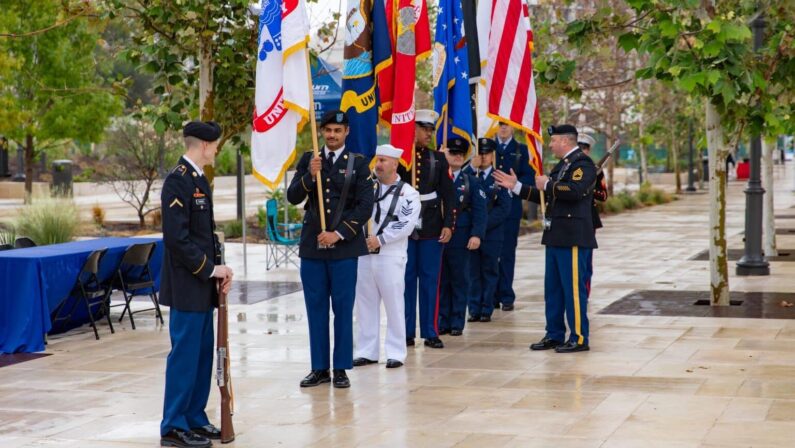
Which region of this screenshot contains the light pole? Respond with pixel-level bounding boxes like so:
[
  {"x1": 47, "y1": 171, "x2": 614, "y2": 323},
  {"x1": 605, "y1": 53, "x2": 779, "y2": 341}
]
[
  {"x1": 686, "y1": 121, "x2": 696, "y2": 191},
  {"x1": 737, "y1": 9, "x2": 769, "y2": 276}
]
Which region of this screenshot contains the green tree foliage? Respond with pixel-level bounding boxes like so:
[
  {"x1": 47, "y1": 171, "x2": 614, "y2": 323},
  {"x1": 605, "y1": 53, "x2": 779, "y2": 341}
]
[{"x1": 0, "y1": 0, "x2": 123, "y2": 200}]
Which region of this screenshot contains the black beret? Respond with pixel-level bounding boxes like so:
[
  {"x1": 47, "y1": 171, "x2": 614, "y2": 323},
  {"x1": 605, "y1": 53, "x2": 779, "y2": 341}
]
[
  {"x1": 477, "y1": 138, "x2": 497, "y2": 154},
  {"x1": 320, "y1": 110, "x2": 348, "y2": 127},
  {"x1": 183, "y1": 121, "x2": 222, "y2": 142},
  {"x1": 547, "y1": 124, "x2": 578, "y2": 136},
  {"x1": 446, "y1": 138, "x2": 469, "y2": 154}
]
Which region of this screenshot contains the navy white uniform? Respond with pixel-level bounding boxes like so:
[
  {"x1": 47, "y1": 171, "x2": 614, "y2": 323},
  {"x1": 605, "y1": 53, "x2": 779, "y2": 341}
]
[
  {"x1": 287, "y1": 114, "x2": 374, "y2": 375},
  {"x1": 355, "y1": 163, "x2": 420, "y2": 364},
  {"x1": 494, "y1": 136, "x2": 536, "y2": 309},
  {"x1": 160, "y1": 122, "x2": 223, "y2": 440}
]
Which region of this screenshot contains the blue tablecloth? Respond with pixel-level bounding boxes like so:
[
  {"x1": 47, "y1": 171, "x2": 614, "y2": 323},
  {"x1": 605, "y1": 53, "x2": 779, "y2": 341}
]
[{"x1": 0, "y1": 237, "x2": 163, "y2": 353}]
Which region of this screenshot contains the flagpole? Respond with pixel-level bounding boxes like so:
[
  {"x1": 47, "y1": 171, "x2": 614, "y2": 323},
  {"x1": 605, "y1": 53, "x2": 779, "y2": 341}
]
[
  {"x1": 304, "y1": 49, "x2": 327, "y2": 230},
  {"x1": 411, "y1": 144, "x2": 417, "y2": 188},
  {"x1": 442, "y1": 108, "x2": 449, "y2": 148}
]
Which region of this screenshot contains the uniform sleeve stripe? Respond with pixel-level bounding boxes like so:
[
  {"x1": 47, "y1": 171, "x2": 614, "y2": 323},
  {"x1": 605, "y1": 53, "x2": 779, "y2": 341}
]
[
  {"x1": 343, "y1": 221, "x2": 357, "y2": 235},
  {"x1": 192, "y1": 254, "x2": 207, "y2": 275}
]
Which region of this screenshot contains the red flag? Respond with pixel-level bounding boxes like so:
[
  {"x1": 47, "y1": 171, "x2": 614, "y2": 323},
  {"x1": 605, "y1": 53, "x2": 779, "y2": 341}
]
[{"x1": 378, "y1": 0, "x2": 431, "y2": 167}]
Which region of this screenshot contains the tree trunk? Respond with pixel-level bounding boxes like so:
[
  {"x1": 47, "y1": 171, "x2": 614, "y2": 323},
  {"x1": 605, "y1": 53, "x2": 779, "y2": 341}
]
[
  {"x1": 639, "y1": 133, "x2": 649, "y2": 186},
  {"x1": 24, "y1": 134, "x2": 34, "y2": 204},
  {"x1": 672, "y1": 134, "x2": 682, "y2": 193},
  {"x1": 199, "y1": 39, "x2": 216, "y2": 184},
  {"x1": 762, "y1": 138, "x2": 777, "y2": 257},
  {"x1": 706, "y1": 100, "x2": 730, "y2": 306}
]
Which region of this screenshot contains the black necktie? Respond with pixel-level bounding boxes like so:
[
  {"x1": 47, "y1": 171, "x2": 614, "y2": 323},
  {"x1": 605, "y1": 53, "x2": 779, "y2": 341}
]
[
  {"x1": 327, "y1": 151, "x2": 335, "y2": 168},
  {"x1": 479, "y1": 171, "x2": 486, "y2": 181}
]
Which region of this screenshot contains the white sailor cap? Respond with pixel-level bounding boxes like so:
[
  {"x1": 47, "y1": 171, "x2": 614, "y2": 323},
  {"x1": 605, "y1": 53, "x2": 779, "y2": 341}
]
[
  {"x1": 577, "y1": 133, "x2": 596, "y2": 147},
  {"x1": 415, "y1": 109, "x2": 439, "y2": 127},
  {"x1": 376, "y1": 144, "x2": 404, "y2": 159}
]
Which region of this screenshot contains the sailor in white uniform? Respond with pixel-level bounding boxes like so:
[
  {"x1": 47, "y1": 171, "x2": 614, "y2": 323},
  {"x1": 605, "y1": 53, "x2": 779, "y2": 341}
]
[{"x1": 353, "y1": 144, "x2": 421, "y2": 369}]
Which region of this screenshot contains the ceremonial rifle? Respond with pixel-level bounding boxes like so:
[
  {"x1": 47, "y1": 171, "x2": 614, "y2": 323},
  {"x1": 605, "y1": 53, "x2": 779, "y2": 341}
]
[
  {"x1": 216, "y1": 282, "x2": 235, "y2": 443},
  {"x1": 596, "y1": 138, "x2": 621, "y2": 173}
]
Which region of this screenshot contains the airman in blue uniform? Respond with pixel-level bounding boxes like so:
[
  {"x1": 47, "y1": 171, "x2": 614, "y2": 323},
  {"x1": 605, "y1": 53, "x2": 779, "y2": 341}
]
[
  {"x1": 160, "y1": 121, "x2": 234, "y2": 448},
  {"x1": 287, "y1": 110, "x2": 374, "y2": 388},
  {"x1": 493, "y1": 123, "x2": 536, "y2": 311},
  {"x1": 437, "y1": 138, "x2": 486, "y2": 336},
  {"x1": 464, "y1": 138, "x2": 511, "y2": 322},
  {"x1": 494, "y1": 124, "x2": 597, "y2": 353}
]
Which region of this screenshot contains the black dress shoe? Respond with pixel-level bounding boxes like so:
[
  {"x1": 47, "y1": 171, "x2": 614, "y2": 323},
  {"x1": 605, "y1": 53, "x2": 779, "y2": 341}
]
[
  {"x1": 501, "y1": 304, "x2": 514, "y2": 311},
  {"x1": 555, "y1": 341, "x2": 590, "y2": 353},
  {"x1": 300, "y1": 369, "x2": 330, "y2": 387},
  {"x1": 424, "y1": 337, "x2": 444, "y2": 349},
  {"x1": 450, "y1": 329, "x2": 463, "y2": 336},
  {"x1": 332, "y1": 369, "x2": 350, "y2": 388},
  {"x1": 467, "y1": 315, "x2": 480, "y2": 322},
  {"x1": 353, "y1": 357, "x2": 378, "y2": 367},
  {"x1": 191, "y1": 424, "x2": 221, "y2": 440},
  {"x1": 529, "y1": 337, "x2": 563, "y2": 351},
  {"x1": 385, "y1": 359, "x2": 403, "y2": 368},
  {"x1": 406, "y1": 337, "x2": 415, "y2": 347},
  {"x1": 480, "y1": 315, "x2": 491, "y2": 322},
  {"x1": 438, "y1": 328, "x2": 451, "y2": 335},
  {"x1": 160, "y1": 429, "x2": 211, "y2": 447}
]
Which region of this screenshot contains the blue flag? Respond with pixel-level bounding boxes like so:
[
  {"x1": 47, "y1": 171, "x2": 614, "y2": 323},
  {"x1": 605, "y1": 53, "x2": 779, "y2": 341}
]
[
  {"x1": 340, "y1": 0, "x2": 392, "y2": 158},
  {"x1": 433, "y1": 0, "x2": 474, "y2": 149}
]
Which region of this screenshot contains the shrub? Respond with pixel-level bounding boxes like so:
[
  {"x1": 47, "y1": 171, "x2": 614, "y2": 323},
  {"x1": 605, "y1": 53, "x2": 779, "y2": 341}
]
[
  {"x1": 651, "y1": 188, "x2": 673, "y2": 204},
  {"x1": 603, "y1": 196, "x2": 625, "y2": 214},
  {"x1": 0, "y1": 226, "x2": 16, "y2": 246},
  {"x1": 616, "y1": 191, "x2": 641, "y2": 210},
  {"x1": 222, "y1": 220, "x2": 243, "y2": 239},
  {"x1": 14, "y1": 198, "x2": 80, "y2": 245},
  {"x1": 92, "y1": 203, "x2": 106, "y2": 227}
]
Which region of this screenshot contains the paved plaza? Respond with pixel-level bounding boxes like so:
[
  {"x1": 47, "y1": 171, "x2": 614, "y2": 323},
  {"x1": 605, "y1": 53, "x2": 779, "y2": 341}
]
[{"x1": 2, "y1": 165, "x2": 795, "y2": 448}]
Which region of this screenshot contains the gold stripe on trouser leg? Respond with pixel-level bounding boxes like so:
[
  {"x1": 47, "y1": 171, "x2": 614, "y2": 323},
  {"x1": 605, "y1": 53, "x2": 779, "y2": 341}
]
[{"x1": 572, "y1": 246, "x2": 584, "y2": 345}]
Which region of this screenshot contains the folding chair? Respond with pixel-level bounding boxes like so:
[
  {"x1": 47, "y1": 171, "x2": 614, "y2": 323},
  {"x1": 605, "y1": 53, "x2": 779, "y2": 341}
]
[
  {"x1": 14, "y1": 237, "x2": 36, "y2": 248},
  {"x1": 51, "y1": 248, "x2": 114, "y2": 340},
  {"x1": 111, "y1": 242, "x2": 163, "y2": 330},
  {"x1": 264, "y1": 199, "x2": 301, "y2": 270}
]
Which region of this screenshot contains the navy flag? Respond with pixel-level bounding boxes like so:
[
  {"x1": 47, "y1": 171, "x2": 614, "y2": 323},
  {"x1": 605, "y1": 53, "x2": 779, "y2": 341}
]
[
  {"x1": 340, "y1": 0, "x2": 392, "y2": 158},
  {"x1": 433, "y1": 0, "x2": 474, "y2": 153}
]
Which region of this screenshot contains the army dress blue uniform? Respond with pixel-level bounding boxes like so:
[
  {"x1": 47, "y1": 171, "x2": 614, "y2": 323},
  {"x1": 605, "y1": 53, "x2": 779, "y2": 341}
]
[
  {"x1": 159, "y1": 150, "x2": 222, "y2": 440},
  {"x1": 397, "y1": 122, "x2": 455, "y2": 347},
  {"x1": 464, "y1": 140, "x2": 511, "y2": 321},
  {"x1": 438, "y1": 144, "x2": 487, "y2": 334},
  {"x1": 494, "y1": 136, "x2": 535, "y2": 310},
  {"x1": 517, "y1": 129, "x2": 597, "y2": 352},
  {"x1": 287, "y1": 132, "x2": 374, "y2": 378}
]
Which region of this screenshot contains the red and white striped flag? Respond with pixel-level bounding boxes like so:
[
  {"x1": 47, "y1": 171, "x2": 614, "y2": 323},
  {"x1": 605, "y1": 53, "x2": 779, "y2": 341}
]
[
  {"x1": 477, "y1": 0, "x2": 543, "y2": 174},
  {"x1": 250, "y1": 0, "x2": 311, "y2": 189}
]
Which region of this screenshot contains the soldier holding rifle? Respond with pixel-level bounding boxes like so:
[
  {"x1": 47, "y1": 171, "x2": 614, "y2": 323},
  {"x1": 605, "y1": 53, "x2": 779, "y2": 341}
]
[{"x1": 159, "y1": 121, "x2": 234, "y2": 448}]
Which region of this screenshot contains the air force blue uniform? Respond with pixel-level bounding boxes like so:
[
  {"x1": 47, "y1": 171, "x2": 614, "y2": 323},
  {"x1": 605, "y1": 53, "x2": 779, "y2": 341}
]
[
  {"x1": 287, "y1": 146, "x2": 374, "y2": 371},
  {"x1": 159, "y1": 152, "x2": 221, "y2": 436},
  {"x1": 464, "y1": 165, "x2": 511, "y2": 319},
  {"x1": 438, "y1": 167, "x2": 487, "y2": 333},
  {"x1": 519, "y1": 145, "x2": 597, "y2": 348},
  {"x1": 495, "y1": 138, "x2": 535, "y2": 308}
]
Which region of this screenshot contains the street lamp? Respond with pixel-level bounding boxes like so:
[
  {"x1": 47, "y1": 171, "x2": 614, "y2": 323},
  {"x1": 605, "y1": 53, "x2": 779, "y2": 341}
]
[
  {"x1": 736, "y1": 9, "x2": 769, "y2": 276},
  {"x1": 686, "y1": 121, "x2": 696, "y2": 191}
]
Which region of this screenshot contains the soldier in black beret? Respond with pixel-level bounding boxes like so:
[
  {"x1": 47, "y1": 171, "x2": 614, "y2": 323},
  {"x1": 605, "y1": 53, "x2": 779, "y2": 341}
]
[
  {"x1": 287, "y1": 109, "x2": 374, "y2": 389},
  {"x1": 493, "y1": 124, "x2": 597, "y2": 353},
  {"x1": 160, "y1": 120, "x2": 233, "y2": 448}
]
